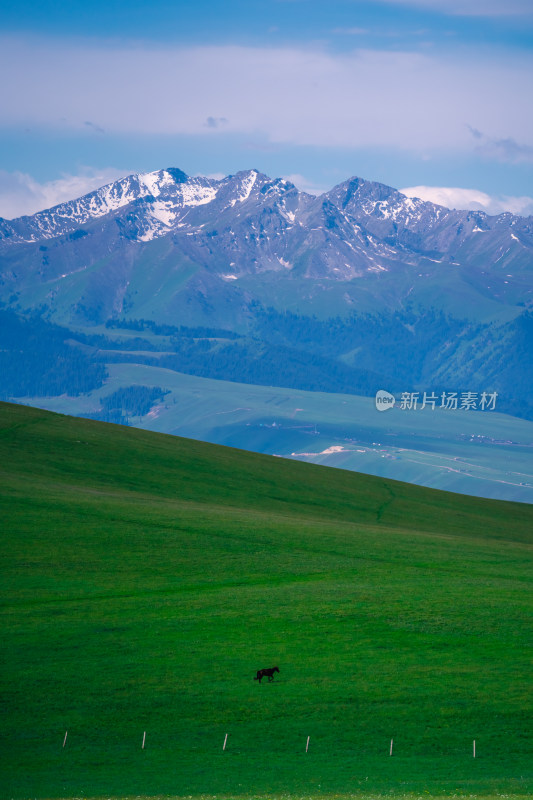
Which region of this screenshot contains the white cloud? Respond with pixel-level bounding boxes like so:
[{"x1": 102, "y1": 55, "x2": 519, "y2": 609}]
[
  {"x1": 379, "y1": 0, "x2": 533, "y2": 16},
  {"x1": 0, "y1": 167, "x2": 129, "y2": 219},
  {"x1": 0, "y1": 36, "x2": 532, "y2": 158},
  {"x1": 400, "y1": 185, "x2": 533, "y2": 216},
  {"x1": 467, "y1": 126, "x2": 533, "y2": 164}
]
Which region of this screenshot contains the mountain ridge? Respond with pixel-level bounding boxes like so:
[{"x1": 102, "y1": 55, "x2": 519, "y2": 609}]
[
  {"x1": 2, "y1": 165, "x2": 531, "y2": 247},
  {"x1": 1, "y1": 165, "x2": 532, "y2": 435},
  {"x1": 1, "y1": 166, "x2": 532, "y2": 332}
]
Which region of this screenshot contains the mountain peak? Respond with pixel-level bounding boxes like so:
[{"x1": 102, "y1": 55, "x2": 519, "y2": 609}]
[{"x1": 164, "y1": 167, "x2": 188, "y2": 184}]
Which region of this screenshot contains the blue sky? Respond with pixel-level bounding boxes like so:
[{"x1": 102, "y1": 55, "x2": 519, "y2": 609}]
[{"x1": 1, "y1": 0, "x2": 532, "y2": 218}]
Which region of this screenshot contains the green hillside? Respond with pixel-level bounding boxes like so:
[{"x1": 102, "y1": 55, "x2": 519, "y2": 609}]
[{"x1": 1, "y1": 401, "x2": 532, "y2": 800}]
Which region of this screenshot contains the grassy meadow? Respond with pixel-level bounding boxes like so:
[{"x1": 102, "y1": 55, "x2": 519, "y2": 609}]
[{"x1": 1, "y1": 400, "x2": 532, "y2": 799}]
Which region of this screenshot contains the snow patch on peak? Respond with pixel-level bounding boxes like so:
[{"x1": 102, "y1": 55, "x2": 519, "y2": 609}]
[
  {"x1": 150, "y1": 200, "x2": 177, "y2": 226},
  {"x1": 241, "y1": 170, "x2": 258, "y2": 199},
  {"x1": 94, "y1": 179, "x2": 138, "y2": 214},
  {"x1": 180, "y1": 181, "x2": 218, "y2": 207},
  {"x1": 229, "y1": 171, "x2": 258, "y2": 207},
  {"x1": 138, "y1": 170, "x2": 173, "y2": 197},
  {"x1": 136, "y1": 199, "x2": 181, "y2": 241}
]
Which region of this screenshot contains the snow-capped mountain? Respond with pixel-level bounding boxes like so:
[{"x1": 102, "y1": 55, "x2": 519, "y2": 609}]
[
  {"x1": 1, "y1": 165, "x2": 533, "y2": 436},
  {"x1": 1, "y1": 167, "x2": 532, "y2": 329},
  {"x1": 0, "y1": 168, "x2": 311, "y2": 246},
  {"x1": 0, "y1": 168, "x2": 215, "y2": 243}
]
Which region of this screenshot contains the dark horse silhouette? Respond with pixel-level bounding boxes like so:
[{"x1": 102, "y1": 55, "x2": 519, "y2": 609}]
[{"x1": 254, "y1": 666, "x2": 279, "y2": 683}]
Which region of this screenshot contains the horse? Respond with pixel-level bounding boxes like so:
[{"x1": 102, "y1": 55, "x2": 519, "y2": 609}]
[{"x1": 254, "y1": 666, "x2": 279, "y2": 683}]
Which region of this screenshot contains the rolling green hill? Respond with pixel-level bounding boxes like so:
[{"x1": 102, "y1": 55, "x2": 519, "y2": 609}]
[{"x1": 1, "y1": 401, "x2": 532, "y2": 800}]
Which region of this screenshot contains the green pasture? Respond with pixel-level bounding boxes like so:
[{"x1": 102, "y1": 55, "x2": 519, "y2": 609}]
[{"x1": 1, "y1": 401, "x2": 531, "y2": 799}]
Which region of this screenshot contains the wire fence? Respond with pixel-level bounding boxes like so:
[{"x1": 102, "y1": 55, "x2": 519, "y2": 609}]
[{"x1": 58, "y1": 730, "x2": 481, "y2": 758}]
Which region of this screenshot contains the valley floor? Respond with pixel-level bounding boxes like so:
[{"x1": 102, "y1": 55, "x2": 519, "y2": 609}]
[{"x1": 21, "y1": 362, "x2": 533, "y2": 504}]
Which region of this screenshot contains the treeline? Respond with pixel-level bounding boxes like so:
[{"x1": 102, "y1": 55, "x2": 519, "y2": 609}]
[
  {"x1": 96, "y1": 338, "x2": 397, "y2": 396},
  {"x1": 252, "y1": 306, "x2": 474, "y2": 386},
  {"x1": 91, "y1": 308, "x2": 475, "y2": 399},
  {"x1": 90, "y1": 308, "x2": 479, "y2": 401},
  {"x1": 449, "y1": 310, "x2": 533, "y2": 420},
  {"x1": 97, "y1": 308, "x2": 469, "y2": 397},
  {"x1": 2, "y1": 305, "x2": 531, "y2": 420},
  {"x1": 105, "y1": 318, "x2": 241, "y2": 339},
  {"x1": 159, "y1": 338, "x2": 398, "y2": 396},
  {"x1": 102, "y1": 385, "x2": 169, "y2": 416},
  {"x1": 96, "y1": 306, "x2": 532, "y2": 417},
  {"x1": 0, "y1": 309, "x2": 107, "y2": 398},
  {"x1": 82, "y1": 385, "x2": 169, "y2": 424}
]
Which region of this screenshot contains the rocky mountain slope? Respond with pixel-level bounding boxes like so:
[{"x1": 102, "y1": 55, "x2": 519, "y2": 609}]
[
  {"x1": 1, "y1": 167, "x2": 531, "y2": 329},
  {"x1": 1, "y1": 167, "x2": 532, "y2": 422}
]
